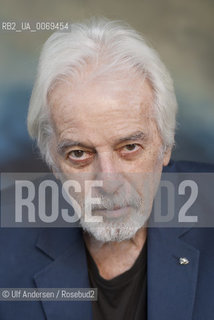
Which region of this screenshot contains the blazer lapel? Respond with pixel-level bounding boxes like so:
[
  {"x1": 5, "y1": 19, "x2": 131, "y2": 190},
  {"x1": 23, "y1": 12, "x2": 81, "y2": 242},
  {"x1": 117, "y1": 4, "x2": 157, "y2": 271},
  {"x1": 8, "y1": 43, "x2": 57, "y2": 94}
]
[
  {"x1": 147, "y1": 227, "x2": 200, "y2": 320},
  {"x1": 33, "y1": 228, "x2": 93, "y2": 320}
]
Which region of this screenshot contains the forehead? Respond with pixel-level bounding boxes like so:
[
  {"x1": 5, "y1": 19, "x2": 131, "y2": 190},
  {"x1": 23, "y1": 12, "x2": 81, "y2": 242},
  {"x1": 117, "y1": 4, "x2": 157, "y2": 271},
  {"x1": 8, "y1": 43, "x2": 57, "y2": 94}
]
[{"x1": 48, "y1": 74, "x2": 155, "y2": 138}]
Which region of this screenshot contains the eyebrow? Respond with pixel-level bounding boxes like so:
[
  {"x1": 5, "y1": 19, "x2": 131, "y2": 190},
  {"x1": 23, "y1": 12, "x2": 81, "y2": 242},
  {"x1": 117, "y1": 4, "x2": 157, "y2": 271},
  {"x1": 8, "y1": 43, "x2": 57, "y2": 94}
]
[
  {"x1": 57, "y1": 130, "x2": 147, "y2": 156},
  {"x1": 116, "y1": 131, "x2": 146, "y2": 145},
  {"x1": 57, "y1": 140, "x2": 92, "y2": 156}
]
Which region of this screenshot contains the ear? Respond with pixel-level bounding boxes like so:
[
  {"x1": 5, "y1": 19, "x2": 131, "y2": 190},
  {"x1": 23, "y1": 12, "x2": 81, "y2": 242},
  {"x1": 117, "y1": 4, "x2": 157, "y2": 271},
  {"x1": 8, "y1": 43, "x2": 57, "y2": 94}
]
[
  {"x1": 51, "y1": 165, "x2": 60, "y2": 181},
  {"x1": 53, "y1": 171, "x2": 60, "y2": 180},
  {"x1": 163, "y1": 147, "x2": 172, "y2": 167}
]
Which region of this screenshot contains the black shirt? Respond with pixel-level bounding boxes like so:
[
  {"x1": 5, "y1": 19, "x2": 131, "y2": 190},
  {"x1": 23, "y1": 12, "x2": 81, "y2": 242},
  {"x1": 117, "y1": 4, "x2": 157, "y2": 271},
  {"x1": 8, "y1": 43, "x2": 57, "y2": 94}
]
[{"x1": 85, "y1": 241, "x2": 147, "y2": 320}]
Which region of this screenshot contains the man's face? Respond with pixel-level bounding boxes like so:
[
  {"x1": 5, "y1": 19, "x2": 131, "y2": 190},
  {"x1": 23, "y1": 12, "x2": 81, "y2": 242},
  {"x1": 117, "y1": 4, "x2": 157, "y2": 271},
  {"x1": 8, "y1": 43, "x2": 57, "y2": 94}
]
[{"x1": 49, "y1": 73, "x2": 171, "y2": 242}]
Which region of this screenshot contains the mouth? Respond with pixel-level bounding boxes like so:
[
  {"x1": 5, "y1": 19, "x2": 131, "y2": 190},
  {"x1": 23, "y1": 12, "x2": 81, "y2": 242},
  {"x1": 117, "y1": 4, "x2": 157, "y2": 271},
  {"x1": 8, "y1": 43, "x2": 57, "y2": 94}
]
[{"x1": 93, "y1": 206, "x2": 131, "y2": 219}]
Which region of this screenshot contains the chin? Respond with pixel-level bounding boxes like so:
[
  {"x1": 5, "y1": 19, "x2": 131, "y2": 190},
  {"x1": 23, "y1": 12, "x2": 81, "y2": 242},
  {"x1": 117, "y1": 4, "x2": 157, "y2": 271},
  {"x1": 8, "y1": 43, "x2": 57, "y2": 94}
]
[{"x1": 80, "y1": 207, "x2": 150, "y2": 243}]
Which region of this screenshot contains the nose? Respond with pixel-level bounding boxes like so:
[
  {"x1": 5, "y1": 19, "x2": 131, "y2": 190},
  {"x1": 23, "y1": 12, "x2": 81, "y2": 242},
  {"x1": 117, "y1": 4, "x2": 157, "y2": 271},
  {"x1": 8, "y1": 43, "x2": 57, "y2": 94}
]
[{"x1": 95, "y1": 152, "x2": 123, "y2": 194}]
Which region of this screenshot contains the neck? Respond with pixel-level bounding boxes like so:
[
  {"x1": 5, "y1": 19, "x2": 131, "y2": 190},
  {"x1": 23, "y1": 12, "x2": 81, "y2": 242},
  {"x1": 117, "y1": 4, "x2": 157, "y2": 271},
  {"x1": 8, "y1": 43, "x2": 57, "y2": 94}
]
[{"x1": 83, "y1": 227, "x2": 147, "y2": 280}]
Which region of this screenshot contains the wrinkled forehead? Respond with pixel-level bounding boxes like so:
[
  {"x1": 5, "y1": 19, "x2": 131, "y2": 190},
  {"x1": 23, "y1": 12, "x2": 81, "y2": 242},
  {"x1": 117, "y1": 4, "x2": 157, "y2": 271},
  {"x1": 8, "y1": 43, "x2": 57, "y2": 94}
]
[{"x1": 48, "y1": 69, "x2": 154, "y2": 117}]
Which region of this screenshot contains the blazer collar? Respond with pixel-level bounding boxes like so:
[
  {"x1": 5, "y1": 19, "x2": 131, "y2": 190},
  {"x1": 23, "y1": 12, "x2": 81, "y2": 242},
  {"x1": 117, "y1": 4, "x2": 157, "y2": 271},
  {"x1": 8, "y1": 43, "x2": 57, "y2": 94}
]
[
  {"x1": 147, "y1": 226, "x2": 200, "y2": 320},
  {"x1": 34, "y1": 225, "x2": 200, "y2": 320},
  {"x1": 34, "y1": 227, "x2": 93, "y2": 320}
]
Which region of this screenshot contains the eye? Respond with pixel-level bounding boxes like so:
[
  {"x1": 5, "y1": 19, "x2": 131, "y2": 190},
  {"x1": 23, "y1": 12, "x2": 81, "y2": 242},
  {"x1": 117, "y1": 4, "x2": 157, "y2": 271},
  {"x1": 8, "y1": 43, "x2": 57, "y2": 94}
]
[
  {"x1": 124, "y1": 144, "x2": 138, "y2": 151},
  {"x1": 67, "y1": 150, "x2": 93, "y2": 161},
  {"x1": 123, "y1": 144, "x2": 140, "y2": 152},
  {"x1": 70, "y1": 150, "x2": 85, "y2": 158},
  {"x1": 119, "y1": 144, "x2": 142, "y2": 157}
]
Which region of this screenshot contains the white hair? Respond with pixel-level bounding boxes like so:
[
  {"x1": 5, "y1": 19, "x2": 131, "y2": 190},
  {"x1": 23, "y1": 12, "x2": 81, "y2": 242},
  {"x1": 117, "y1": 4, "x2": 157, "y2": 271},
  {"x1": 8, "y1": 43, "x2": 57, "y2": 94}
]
[{"x1": 27, "y1": 17, "x2": 177, "y2": 167}]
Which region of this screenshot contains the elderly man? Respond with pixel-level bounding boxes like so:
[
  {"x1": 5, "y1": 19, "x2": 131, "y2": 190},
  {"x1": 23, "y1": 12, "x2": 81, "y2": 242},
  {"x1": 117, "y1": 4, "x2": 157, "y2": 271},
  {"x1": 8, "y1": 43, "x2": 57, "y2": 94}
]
[{"x1": 0, "y1": 17, "x2": 214, "y2": 320}]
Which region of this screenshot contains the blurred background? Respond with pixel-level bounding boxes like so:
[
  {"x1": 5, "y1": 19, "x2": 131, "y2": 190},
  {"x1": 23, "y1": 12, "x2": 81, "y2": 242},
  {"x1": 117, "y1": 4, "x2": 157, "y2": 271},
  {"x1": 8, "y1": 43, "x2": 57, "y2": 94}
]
[{"x1": 0, "y1": 0, "x2": 213, "y2": 173}]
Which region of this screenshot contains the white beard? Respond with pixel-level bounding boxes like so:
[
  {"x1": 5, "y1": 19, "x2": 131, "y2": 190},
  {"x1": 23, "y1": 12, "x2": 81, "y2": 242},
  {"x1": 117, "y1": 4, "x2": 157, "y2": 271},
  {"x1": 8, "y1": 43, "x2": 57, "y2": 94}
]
[
  {"x1": 80, "y1": 205, "x2": 151, "y2": 242},
  {"x1": 79, "y1": 181, "x2": 153, "y2": 242},
  {"x1": 60, "y1": 171, "x2": 158, "y2": 243}
]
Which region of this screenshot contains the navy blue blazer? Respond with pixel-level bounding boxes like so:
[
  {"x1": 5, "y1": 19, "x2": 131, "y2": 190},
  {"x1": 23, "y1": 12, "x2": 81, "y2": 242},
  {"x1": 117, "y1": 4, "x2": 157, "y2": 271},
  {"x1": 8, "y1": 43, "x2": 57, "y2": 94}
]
[{"x1": 0, "y1": 160, "x2": 214, "y2": 320}]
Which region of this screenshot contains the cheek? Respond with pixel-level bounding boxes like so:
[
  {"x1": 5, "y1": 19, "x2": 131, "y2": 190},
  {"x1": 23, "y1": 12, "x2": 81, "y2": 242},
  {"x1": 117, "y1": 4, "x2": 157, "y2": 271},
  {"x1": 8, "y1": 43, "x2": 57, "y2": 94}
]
[
  {"x1": 54, "y1": 159, "x2": 96, "y2": 195},
  {"x1": 124, "y1": 169, "x2": 162, "y2": 205},
  {"x1": 121, "y1": 150, "x2": 163, "y2": 198},
  {"x1": 118, "y1": 148, "x2": 162, "y2": 174}
]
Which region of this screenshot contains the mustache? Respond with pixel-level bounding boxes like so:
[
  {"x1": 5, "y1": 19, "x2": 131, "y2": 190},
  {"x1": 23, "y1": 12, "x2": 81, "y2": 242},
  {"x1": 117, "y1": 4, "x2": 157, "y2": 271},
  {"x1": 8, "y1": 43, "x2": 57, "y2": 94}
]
[{"x1": 85, "y1": 191, "x2": 144, "y2": 211}]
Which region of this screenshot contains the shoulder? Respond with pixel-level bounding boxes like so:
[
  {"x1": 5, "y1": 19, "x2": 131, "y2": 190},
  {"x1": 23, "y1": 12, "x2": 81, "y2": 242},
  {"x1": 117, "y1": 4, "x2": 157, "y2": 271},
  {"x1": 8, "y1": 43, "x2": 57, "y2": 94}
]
[
  {"x1": 163, "y1": 159, "x2": 214, "y2": 172},
  {"x1": 0, "y1": 183, "x2": 82, "y2": 287}
]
